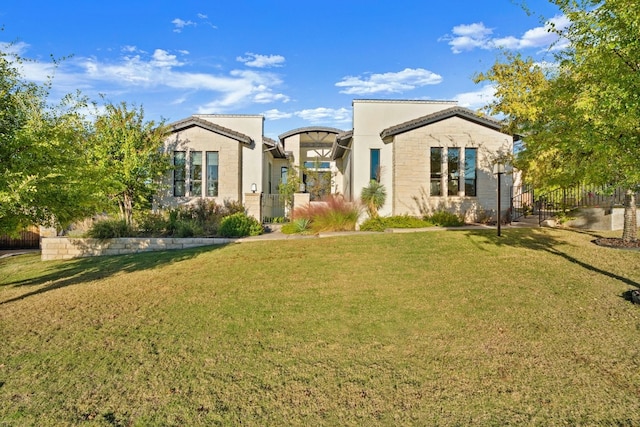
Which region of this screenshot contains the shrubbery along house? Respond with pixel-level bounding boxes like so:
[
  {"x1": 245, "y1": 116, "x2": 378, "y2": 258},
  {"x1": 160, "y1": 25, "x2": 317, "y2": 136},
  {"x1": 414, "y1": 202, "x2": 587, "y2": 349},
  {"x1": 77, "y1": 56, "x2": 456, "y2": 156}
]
[{"x1": 158, "y1": 99, "x2": 513, "y2": 223}]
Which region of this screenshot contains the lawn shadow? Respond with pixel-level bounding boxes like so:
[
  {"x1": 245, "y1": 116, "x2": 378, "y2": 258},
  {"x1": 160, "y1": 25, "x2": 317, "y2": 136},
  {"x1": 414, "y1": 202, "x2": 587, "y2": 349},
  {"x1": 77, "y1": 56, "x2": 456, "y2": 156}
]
[
  {"x1": 0, "y1": 244, "x2": 228, "y2": 305},
  {"x1": 463, "y1": 227, "x2": 640, "y2": 290}
]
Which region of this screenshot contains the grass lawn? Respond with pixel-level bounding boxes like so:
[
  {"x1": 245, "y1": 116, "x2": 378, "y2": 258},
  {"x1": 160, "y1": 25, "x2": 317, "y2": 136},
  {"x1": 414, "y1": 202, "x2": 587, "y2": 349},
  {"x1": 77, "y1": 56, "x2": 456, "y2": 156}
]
[{"x1": 1, "y1": 228, "x2": 639, "y2": 425}]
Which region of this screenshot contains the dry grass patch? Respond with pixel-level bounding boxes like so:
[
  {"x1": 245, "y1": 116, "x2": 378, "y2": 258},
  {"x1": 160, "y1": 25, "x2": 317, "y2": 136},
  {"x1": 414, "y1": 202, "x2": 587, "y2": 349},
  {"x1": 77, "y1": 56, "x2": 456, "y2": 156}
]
[{"x1": 1, "y1": 228, "x2": 640, "y2": 425}]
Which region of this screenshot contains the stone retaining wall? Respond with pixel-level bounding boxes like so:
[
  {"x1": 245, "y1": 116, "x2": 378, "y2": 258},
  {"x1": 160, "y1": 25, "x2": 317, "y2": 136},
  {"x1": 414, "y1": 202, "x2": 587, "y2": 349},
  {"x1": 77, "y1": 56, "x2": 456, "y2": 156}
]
[
  {"x1": 41, "y1": 237, "x2": 234, "y2": 261},
  {"x1": 564, "y1": 207, "x2": 640, "y2": 231}
]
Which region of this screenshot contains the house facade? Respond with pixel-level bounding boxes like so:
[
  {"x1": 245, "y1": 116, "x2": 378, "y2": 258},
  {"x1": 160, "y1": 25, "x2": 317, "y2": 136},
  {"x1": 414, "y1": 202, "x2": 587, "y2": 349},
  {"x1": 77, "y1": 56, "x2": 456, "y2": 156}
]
[{"x1": 158, "y1": 99, "x2": 513, "y2": 223}]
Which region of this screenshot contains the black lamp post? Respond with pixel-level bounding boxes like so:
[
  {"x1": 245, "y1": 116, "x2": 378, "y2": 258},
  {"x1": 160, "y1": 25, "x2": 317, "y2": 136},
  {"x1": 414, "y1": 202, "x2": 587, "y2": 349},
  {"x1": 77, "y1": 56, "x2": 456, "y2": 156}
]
[{"x1": 494, "y1": 161, "x2": 505, "y2": 237}]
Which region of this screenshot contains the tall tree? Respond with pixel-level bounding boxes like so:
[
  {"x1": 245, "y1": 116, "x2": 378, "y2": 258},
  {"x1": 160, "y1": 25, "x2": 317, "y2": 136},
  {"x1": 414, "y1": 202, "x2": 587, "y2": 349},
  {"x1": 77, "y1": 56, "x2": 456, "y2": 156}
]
[
  {"x1": 0, "y1": 46, "x2": 101, "y2": 235},
  {"x1": 91, "y1": 102, "x2": 170, "y2": 225},
  {"x1": 477, "y1": 0, "x2": 640, "y2": 241}
]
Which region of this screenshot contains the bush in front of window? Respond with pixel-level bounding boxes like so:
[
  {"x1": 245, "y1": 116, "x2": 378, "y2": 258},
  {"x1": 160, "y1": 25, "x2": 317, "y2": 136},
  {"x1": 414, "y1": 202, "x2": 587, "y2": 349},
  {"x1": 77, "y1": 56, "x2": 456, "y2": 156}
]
[
  {"x1": 426, "y1": 210, "x2": 465, "y2": 227},
  {"x1": 219, "y1": 213, "x2": 264, "y2": 237}
]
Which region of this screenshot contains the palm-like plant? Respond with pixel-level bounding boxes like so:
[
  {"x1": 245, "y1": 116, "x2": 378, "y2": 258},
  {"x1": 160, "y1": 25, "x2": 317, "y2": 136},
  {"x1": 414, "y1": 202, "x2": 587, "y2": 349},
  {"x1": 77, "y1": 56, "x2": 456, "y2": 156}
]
[{"x1": 360, "y1": 180, "x2": 387, "y2": 218}]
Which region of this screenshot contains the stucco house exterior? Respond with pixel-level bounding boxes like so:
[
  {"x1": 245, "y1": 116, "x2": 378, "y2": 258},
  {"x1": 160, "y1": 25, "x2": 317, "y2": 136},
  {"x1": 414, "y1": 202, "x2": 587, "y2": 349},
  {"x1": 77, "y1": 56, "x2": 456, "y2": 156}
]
[{"x1": 158, "y1": 99, "x2": 513, "y2": 223}]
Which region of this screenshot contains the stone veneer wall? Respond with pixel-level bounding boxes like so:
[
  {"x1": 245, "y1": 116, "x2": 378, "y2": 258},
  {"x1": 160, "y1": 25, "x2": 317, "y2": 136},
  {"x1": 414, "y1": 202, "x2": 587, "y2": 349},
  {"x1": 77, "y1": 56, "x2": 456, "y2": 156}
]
[{"x1": 41, "y1": 237, "x2": 234, "y2": 261}]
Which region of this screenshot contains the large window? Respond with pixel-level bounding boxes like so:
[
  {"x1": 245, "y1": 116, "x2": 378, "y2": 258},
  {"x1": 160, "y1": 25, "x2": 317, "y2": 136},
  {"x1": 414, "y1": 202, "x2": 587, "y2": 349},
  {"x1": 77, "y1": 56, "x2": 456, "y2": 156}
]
[
  {"x1": 173, "y1": 151, "x2": 186, "y2": 196},
  {"x1": 430, "y1": 147, "x2": 442, "y2": 196},
  {"x1": 206, "y1": 151, "x2": 219, "y2": 197},
  {"x1": 464, "y1": 148, "x2": 477, "y2": 197},
  {"x1": 370, "y1": 148, "x2": 380, "y2": 182},
  {"x1": 447, "y1": 148, "x2": 460, "y2": 196},
  {"x1": 190, "y1": 151, "x2": 203, "y2": 196}
]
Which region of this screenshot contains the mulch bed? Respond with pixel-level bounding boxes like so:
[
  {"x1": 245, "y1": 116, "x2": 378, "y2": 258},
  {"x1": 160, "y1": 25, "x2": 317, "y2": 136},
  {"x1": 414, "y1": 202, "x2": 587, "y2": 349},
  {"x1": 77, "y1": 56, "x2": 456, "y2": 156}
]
[{"x1": 594, "y1": 238, "x2": 640, "y2": 250}]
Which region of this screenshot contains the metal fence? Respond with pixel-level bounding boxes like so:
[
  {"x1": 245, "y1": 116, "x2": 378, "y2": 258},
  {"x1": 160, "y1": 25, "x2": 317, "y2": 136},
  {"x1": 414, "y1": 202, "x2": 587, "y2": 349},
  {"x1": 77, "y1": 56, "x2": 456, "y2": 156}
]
[
  {"x1": 261, "y1": 194, "x2": 289, "y2": 223},
  {"x1": 511, "y1": 184, "x2": 638, "y2": 224}
]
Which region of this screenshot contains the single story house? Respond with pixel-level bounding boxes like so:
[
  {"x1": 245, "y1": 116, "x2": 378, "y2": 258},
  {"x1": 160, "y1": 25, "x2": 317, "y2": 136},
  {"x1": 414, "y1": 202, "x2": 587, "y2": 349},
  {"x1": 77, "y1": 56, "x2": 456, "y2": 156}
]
[{"x1": 157, "y1": 99, "x2": 513, "y2": 222}]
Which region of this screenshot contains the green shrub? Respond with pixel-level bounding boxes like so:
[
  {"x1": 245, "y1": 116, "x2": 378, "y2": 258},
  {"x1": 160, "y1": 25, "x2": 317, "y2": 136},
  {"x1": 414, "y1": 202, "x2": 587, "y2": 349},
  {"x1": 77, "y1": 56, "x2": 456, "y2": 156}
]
[
  {"x1": 87, "y1": 219, "x2": 135, "y2": 239},
  {"x1": 219, "y1": 213, "x2": 263, "y2": 237},
  {"x1": 360, "y1": 215, "x2": 434, "y2": 231},
  {"x1": 135, "y1": 212, "x2": 169, "y2": 236},
  {"x1": 359, "y1": 217, "x2": 386, "y2": 232},
  {"x1": 174, "y1": 220, "x2": 203, "y2": 238},
  {"x1": 360, "y1": 180, "x2": 387, "y2": 218},
  {"x1": 426, "y1": 210, "x2": 464, "y2": 227},
  {"x1": 282, "y1": 218, "x2": 311, "y2": 234}
]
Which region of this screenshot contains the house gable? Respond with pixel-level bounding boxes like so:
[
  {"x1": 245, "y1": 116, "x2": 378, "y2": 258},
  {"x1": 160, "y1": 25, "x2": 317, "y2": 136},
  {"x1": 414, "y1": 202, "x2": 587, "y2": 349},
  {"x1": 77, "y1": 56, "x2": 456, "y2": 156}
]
[
  {"x1": 379, "y1": 107, "x2": 504, "y2": 143},
  {"x1": 169, "y1": 116, "x2": 253, "y2": 146}
]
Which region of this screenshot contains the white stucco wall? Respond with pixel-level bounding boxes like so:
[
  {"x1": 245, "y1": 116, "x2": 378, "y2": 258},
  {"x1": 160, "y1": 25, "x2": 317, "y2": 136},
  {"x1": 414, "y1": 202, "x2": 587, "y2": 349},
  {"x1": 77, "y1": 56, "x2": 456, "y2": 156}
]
[{"x1": 351, "y1": 100, "x2": 457, "y2": 216}]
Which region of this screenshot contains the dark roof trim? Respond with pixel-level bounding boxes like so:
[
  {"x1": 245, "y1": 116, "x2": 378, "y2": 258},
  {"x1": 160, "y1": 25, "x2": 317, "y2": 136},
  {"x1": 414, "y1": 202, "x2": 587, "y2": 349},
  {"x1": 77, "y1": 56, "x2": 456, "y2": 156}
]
[
  {"x1": 331, "y1": 129, "x2": 353, "y2": 160},
  {"x1": 278, "y1": 126, "x2": 344, "y2": 142},
  {"x1": 169, "y1": 116, "x2": 253, "y2": 146},
  {"x1": 263, "y1": 136, "x2": 287, "y2": 158},
  {"x1": 380, "y1": 107, "x2": 504, "y2": 142}
]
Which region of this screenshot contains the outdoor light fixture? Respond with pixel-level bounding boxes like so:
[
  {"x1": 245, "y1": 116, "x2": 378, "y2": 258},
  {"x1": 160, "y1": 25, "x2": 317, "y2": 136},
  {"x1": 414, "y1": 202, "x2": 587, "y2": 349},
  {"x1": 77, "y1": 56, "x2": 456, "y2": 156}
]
[
  {"x1": 493, "y1": 161, "x2": 506, "y2": 237},
  {"x1": 251, "y1": 183, "x2": 257, "y2": 193}
]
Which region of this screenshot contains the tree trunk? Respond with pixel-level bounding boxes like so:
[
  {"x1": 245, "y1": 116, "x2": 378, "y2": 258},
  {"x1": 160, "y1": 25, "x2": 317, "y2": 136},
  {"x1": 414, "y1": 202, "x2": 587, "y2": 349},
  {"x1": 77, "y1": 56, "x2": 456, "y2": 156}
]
[
  {"x1": 119, "y1": 193, "x2": 134, "y2": 226},
  {"x1": 622, "y1": 190, "x2": 637, "y2": 242}
]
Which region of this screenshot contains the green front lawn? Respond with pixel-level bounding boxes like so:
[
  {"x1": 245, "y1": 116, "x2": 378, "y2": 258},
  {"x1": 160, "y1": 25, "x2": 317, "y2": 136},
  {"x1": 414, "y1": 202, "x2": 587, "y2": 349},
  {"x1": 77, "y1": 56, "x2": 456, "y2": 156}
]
[{"x1": 1, "y1": 228, "x2": 639, "y2": 425}]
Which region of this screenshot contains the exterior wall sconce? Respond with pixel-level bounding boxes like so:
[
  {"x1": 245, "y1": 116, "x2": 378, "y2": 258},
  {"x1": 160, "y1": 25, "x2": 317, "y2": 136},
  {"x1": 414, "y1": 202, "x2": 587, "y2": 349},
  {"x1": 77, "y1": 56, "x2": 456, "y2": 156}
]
[
  {"x1": 493, "y1": 161, "x2": 506, "y2": 237},
  {"x1": 251, "y1": 183, "x2": 257, "y2": 193}
]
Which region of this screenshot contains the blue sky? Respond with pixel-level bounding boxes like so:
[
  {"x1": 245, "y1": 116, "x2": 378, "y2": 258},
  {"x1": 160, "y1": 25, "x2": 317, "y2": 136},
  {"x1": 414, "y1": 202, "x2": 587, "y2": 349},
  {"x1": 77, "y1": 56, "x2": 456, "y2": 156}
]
[{"x1": 1, "y1": 0, "x2": 566, "y2": 138}]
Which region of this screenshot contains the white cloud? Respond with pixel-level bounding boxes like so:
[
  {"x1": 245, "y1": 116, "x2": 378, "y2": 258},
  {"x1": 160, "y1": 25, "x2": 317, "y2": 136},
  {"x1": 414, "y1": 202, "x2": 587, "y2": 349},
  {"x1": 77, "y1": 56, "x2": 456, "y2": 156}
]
[
  {"x1": 151, "y1": 49, "x2": 182, "y2": 68},
  {"x1": 442, "y1": 15, "x2": 570, "y2": 53},
  {"x1": 335, "y1": 68, "x2": 442, "y2": 95},
  {"x1": 121, "y1": 45, "x2": 139, "y2": 53},
  {"x1": 262, "y1": 109, "x2": 293, "y2": 120},
  {"x1": 172, "y1": 18, "x2": 196, "y2": 33},
  {"x1": 294, "y1": 107, "x2": 351, "y2": 124},
  {"x1": 454, "y1": 85, "x2": 496, "y2": 109},
  {"x1": 0, "y1": 41, "x2": 30, "y2": 56},
  {"x1": 197, "y1": 13, "x2": 208, "y2": 19},
  {"x1": 6, "y1": 43, "x2": 289, "y2": 113},
  {"x1": 237, "y1": 53, "x2": 286, "y2": 68}
]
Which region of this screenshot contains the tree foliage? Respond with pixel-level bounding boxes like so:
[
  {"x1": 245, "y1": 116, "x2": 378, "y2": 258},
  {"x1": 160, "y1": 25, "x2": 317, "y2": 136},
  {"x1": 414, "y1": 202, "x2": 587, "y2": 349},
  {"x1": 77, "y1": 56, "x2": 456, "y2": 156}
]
[
  {"x1": 91, "y1": 102, "x2": 170, "y2": 225},
  {"x1": 476, "y1": 0, "x2": 640, "y2": 241},
  {"x1": 0, "y1": 46, "x2": 101, "y2": 235}
]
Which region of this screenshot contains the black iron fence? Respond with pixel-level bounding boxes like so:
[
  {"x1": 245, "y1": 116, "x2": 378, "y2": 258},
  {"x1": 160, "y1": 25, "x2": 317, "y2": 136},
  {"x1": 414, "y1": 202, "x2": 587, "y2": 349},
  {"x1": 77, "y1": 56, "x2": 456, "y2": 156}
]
[{"x1": 511, "y1": 184, "x2": 638, "y2": 224}]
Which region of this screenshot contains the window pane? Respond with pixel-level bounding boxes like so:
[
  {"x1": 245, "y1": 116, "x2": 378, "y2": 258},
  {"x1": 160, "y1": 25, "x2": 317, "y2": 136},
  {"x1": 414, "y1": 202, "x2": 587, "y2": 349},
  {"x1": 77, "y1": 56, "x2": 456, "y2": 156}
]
[
  {"x1": 281, "y1": 166, "x2": 288, "y2": 185},
  {"x1": 465, "y1": 148, "x2": 477, "y2": 197},
  {"x1": 303, "y1": 161, "x2": 330, "y2": 169},
  {"x1": 173, "y1": 151, "x2": 186, "y2": 197},
  {"x1": 206, "y1": 152, "x2": 219, "y2": 197},
  {"x1": 448, "y1": 148, "x2": 460, "y2": 196},
  {"x1": 190, "y1": 151, "x2": 203, "y2": 196},
  {"x1": 370, "y1": 149, "x2": 380, "y2": 182},
  {"x1": 430, "y1": 147, "x2": 442, "y2": 196}
]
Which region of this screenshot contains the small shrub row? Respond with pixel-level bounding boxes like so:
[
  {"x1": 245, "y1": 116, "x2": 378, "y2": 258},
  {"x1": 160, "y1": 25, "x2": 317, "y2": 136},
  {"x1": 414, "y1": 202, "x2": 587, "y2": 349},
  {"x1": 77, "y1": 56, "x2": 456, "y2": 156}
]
[
  {"x1": 426, "y1": 210, "x2": 465, "y2": 227},
  {"x1": 86, "y1": 199, "x2": 263, "y2": 238},
  {"x1": 360, "y1": 215, "x2": 434, "y2": 232}
]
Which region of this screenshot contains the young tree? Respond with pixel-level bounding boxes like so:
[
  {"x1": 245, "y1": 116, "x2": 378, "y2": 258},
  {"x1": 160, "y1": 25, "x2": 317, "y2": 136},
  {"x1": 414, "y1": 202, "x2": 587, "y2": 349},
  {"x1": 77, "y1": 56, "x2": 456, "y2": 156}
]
[
  {"x1": 477, "y1": 0, "x2": 640, "y2": 241},
  {"x1": 91, "y1": 102, "x2": 170, "y2": 225},
  {"x1": 0, "y1": 46, "x2": 101, "y2": 235}
]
